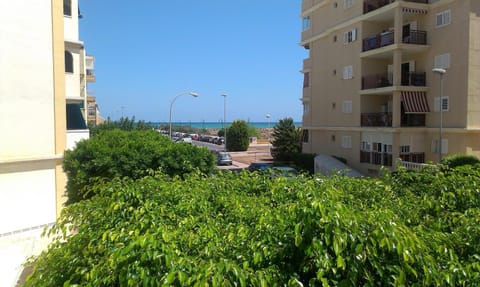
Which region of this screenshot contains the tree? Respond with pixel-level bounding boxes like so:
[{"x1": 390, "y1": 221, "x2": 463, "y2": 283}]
[
  {"x1": 226, "y1": 120, "x2": 249, "y2": 151},
  {"x1": 271, "y1": 117, "x2": 301, "y2": 162},
  {"x1": 63, "y1": 129, "x2": 215, "y2": 204}
]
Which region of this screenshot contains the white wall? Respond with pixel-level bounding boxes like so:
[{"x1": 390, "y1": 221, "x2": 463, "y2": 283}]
[
  {"x1": 0, "y1": 0, "x2": 56, "y2": 158},
  {"x1": 63, "y1": 0, "x2": 79, "y2": 41},
  {"x1": 0, "y1": 165, "x2": 57, "y2": 234},
  {"x1": 67, "y1": 130, "x2": 90, "y2": 150}
]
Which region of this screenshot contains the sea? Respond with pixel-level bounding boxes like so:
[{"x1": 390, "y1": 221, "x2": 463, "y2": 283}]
[{"x1": 153, "y1": 121, "x2": 302, "y2": 129}]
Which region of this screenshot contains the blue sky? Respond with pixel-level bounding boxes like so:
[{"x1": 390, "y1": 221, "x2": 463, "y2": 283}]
[{"x1": 80, "y1": 0, "x2": 306, "y2": 123}]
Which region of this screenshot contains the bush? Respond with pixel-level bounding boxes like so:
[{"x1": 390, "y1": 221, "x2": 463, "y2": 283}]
[
  {"x1": 271, "y1": 118, "x2": 301, "y2": 162},
  {"x1": 441, "y1": 154, "x2": 480, "y2": 169},
  {"x1": 226, "y1": 120, "x2": 249, "y2": 151},
  {"x1": 63, "y1": 129, "x2": 215, "y2": 204},
  {"x1": 26, "y1": 166, "x2": 480, "y2": 286},
  {"x1": 89, "y1": 117, "x2": 154, "y2": 136},
  {"x1": 292, "y1": 153, "x2": 316, "y2": 174}
]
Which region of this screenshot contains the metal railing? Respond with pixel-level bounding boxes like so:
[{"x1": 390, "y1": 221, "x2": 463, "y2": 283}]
[
  {"x1": 360, "y1": 151, "x2": 393, "y2": 166},
  {"x1": 361, "y1": 113, "x2": 392, "y2": 127},
  {"x1": 402, "y1": 71, "x2": 426, "y2": 86},
  {"x1": 401, "y1": 114, "x2": 426, "y2": 127},
  {"x1": 363, "y1": 31, "x2": 394, "y2": 51},
  {"x1": 402, "y1": 30, "x2": 427, "y2": 45},
  {"x1": 362, "y1": 73, "x2": 392, "y2": 89}
]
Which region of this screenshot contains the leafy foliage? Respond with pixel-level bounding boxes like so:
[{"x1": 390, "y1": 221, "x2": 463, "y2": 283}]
[
  {"x1": 63, "y1": 130, "x2": 215, "y2": 204},
  {"x1": 271, "y1": 118, "x2": 301, "y2": 162},
  {"x1": 89, "y1": 117, "x2": 154, "y2": 136},
  {"x1": 27, "y1": 166, "x2": 480, "y2": 286},
  {"x1": 441, "y1": 154, "x2": 480, "y2": 169},
  {"x1": 226, "y1": 120, "x2": 249, "y2": 151}
]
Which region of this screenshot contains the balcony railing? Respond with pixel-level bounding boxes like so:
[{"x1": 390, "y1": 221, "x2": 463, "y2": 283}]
[
  {"x1": 399, "y1": 152, "x2": 425, "y2": 163},
  {"x1": 361, "y1": 113, "x2": 392, "y2": 127},
  {"x1": 360, "y1": 151, "x2": 393, "y2": 166},
  {"x1": 363, "y1": 0, "x2": 429, "y2": 14},
  {"x1": 402, "y1": 30, "x2": 427, "y2": 45},
  {"x1": 363, "y1": 31, "x2": 394, "y2": 52},
  {"x1": 401, "y1": 114, "x2": 425, "y2": 127},
  {"x1": 363, "y1": 29, "x2": 427, "y2": 52},
  {"x1": 362, "y1": 73, "x2": 392, "y2": 89},
  {"x1": 402, "y1": 72, "x2": 426, "y2": 86}
]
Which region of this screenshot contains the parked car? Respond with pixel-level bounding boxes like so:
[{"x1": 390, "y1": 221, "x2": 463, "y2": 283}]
[
  {"x1": 271, "y1": 166, "x2": 298, "y2": 178},
  {"x1": 247, "y1": 162, "x2": 273, "y2": 172},
  {"x1": 216, "y1": 152, "x2": 232, "y2": 166}
]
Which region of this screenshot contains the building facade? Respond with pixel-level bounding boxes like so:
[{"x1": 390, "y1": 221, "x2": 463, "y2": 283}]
[
  {"x1": 0, "y1": 0, "x2": 94, "y2": 284},
  {"x1": 300, "y1": 0, "x2": 480, "y2": 175}
]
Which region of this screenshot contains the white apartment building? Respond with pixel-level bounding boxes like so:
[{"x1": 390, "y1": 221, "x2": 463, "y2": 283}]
[{"x1": 0, "y1": 0, "x2": 93, "y2": 285}]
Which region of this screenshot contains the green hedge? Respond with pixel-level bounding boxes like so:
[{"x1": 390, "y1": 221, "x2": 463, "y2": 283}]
[
  {"x1": 63, "y1": 129, "x2": 215, "y2": 204},
  {"x1": 27, "y1": 165, "x2": 480, "y2": 286}
]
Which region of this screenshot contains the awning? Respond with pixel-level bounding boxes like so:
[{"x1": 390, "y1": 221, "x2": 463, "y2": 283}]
[
  {"x1": 401, "y1": 91, "x2": 430, "y2": 114},
  {"x1": 402, "y1": 7, "x2": 428, "y2": 15}
]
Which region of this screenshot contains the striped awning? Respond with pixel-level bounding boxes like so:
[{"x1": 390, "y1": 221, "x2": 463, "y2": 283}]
[
  {"x1": 401, "y1": 91, "x2": 430, "y2": 114},
  {"x1": 402, "y1": 7, "x2": 428, "y2": 15}
]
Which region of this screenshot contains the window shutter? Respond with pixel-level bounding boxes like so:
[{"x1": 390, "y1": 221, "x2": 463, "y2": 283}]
[{"x1": 352, "y1": 28, "x2": 357, "y2": 41}]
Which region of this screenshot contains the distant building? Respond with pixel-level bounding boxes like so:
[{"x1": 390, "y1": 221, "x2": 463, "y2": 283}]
[
  {"x1": 0, "y1": 0, "x2": 95, "y2": 284},
  {"x1": 300, "y1": 0, "x2": 480, "y2": 175}
]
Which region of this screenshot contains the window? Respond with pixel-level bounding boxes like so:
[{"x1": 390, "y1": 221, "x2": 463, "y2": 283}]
[
  {"x1": 431, "y1": 139, "x2": 448, "y2": 154},
  {"x1": 63, "y1": 0, "x2": 72, "y2": 16},
  {"x1": 342, "y1": 136, "x2": 352, "y2": 148},
  {"x1": 342, "y1": 100, "x2": 352, "y2": 113},
  {"x1": 65, "y1": 51, "x2": 74, "y2": 73},
  {"x1": 434, "y1": 53, "x2": 450, "y2": 69},
  {"x1": 436, "y1": 10, "x2": 451, "y2": 28},
  {"x1": 302, "y1": 17, "x2": 311, "y2": 31},
  {"x1": 434, "y1": 96, "x2": 449, "y2": 112},
  {"x1": 343, "y1": 65, "x2": 353, "y2": 79},
  {"x1": 344, "y1": 0, "x2": 354, "y2": 9},
  {"x1": 301, "y1": 130, "x2": 309, "y2": 143},
  {"x1": 303, "y1": 72, "x2": 310, "y2": 88},
  {"x1": 400, "y1": 145, "x2": 410, "y2": 154},
  {"x1": 343, "y1": 28, "x2": 357, "y2": 44},
  {"x1": 303, "y1": 102, "x2": 310, "y2": 115}
]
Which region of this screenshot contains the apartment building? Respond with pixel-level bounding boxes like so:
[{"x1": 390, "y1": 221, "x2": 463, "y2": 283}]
[
  {"x1": 300, "y1": 0, "x2": 480, "y2": 175},
  {"x1": 0, "y1": 0, "x2": 94, "y2": 284}
]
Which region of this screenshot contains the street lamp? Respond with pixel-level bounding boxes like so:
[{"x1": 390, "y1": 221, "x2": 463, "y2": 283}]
[
  {"x1": 221, "y1": 94, "x2": 227, "y2": 151},
  {"x1": 432, "y1": 68, "x2": 446, "y2": 163},
  {"x1": 266, "y1": 113, "x2": 271, "y2": 146},
  {"x1": 169, "y1": 91, "x2": 198, "y2": 139}
]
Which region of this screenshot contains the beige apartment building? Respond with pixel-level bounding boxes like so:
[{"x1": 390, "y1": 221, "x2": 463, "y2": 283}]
[{"x1": 300, "y1": 0, "x2": 480, "y2": 175}]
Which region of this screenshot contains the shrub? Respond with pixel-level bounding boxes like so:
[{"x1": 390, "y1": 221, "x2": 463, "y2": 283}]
[
  {"x1": 26, "y1": 167, "x2": 480, "y2": 286},
  {"x1": 226, "y1": 120, "x2": 249, "y2": 151},
  {"x1": 441, "y1": 154, "x2": 480, "y2": 169},
  {"x1": 63, "y1": 129, "x2": 215, "y2": 204},
  {"x1": 271, "y1": 118, "x2": 301, "y2": 162},
  {"x1": 292, "y1": 153, "x2": 316, "y2": 174},
  {"x1": 89, "y1": 116, "x2": 154, "y2": 136}
]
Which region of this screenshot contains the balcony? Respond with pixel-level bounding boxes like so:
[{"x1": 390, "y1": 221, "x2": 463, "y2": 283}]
[
  {"x1": 363, "y1": 29, "x2": 427, "y2": 52},
  {"x1": 363, "y1": 31, "x2": 394, "y2": 52},
  {"x1": 362, "y1": 73, "x2": 392, "y2": 89},
  {"x1": 402, "y1": 72, "x2": 426, "y2": 86},
  {"x1": 402, "y1": 30, "x2": 427, "y2": 45},
  {"x1": 360, "y1": 151, "x2": 393, "y2": 166},
  {"x1": 361, "y1": 113, "x2": 392, "y2": 127},
  {"x1": 401, "y1": 113, "x2": 425, "y2": 127},
  {"x1": 399, "y1": 152, "x2": 425, "y2": 163},
  {"x1": 86, "y1": 69, "x2": 95, "y2": 82},
  {"x1": 363, "y1": 0, "x2": 429, "y2": 14}
]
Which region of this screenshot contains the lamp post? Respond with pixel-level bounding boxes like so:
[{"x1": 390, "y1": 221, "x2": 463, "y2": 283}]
[
  {"x1": 266, "y1": 113, "x2": 271, "y2": 146},
  {"x1": 221, "y1": 94, "x2": 227, "y2": 151},
  {"x1": 169, "y1": 91, "x2": 198, "y2": 139},
  {"x1": 432, "y1": 68, "x2": 446, "y2": 163}
]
